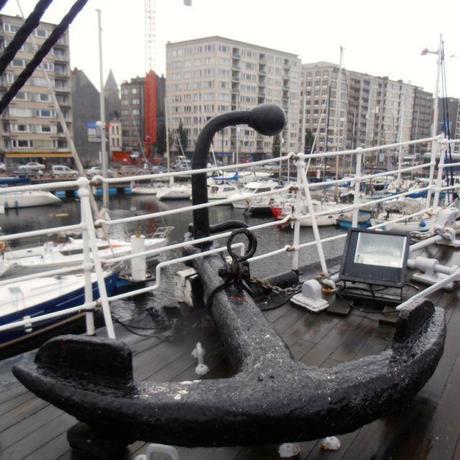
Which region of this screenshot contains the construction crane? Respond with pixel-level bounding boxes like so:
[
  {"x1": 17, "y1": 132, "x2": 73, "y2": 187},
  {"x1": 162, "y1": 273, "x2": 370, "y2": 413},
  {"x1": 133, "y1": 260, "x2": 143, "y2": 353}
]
[
  {"x1": 143, "y1": 0, "x2": 191, "y2": 161},
  {"x1": 144, "y1": 0, "x2": 156, "y2": 73}
]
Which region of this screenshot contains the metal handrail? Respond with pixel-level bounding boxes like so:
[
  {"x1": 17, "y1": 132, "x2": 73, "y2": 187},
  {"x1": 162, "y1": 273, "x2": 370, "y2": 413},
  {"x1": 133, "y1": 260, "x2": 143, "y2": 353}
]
[{"x1": 0, "y1": 134, "x2": 458, "y2": 337}]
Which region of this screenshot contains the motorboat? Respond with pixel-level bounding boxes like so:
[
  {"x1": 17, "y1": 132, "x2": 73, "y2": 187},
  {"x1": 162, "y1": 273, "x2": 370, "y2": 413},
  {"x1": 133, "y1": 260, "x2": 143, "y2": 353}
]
[
  {"x1": 0, "y1": 190, "x2": 61, "y2": 209},
  {"x1": 272, "y1": 199, "x2": 349, "y2": 227},
  {"x1": 131, "y1": 184, "x2": 159, "y2": 195},
  {"x1": 229, "y1": 180, "x2": 281, "y2": 209},
  {"x1": 155, "y1": 183, "x2": 191, "y2": 200},
  {"x1": 0, "y1": 271, "x2": 118, "y2": 347},
  {"x1": 207, "y1": 183, "x2": 240, "y2": 201},
  {"x1": 2, "y1": 230, "x2": 170, "y2": 272}
]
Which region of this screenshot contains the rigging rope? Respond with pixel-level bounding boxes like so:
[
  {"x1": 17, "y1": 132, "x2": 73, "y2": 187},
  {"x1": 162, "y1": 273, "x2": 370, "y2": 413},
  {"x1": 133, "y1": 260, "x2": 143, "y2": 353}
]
[
  {"x1": 0, "y1": 0, "x2": 89, "y2": 114},
  {"x1": 0, "y1": 0, "x2": 53, "y2": 78}
]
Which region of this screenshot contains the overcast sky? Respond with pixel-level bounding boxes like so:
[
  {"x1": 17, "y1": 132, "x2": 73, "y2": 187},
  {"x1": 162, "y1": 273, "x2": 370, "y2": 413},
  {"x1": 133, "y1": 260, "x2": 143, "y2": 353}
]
[{"x1": 3, "y1": 0, "x2": 460, "y2": 98}]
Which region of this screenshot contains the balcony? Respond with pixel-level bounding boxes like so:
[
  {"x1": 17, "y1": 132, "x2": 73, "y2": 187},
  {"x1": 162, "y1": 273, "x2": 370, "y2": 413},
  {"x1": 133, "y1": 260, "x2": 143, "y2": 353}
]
[{"x1": 232, "y1": 60, "x2": 240, "y2": 70}]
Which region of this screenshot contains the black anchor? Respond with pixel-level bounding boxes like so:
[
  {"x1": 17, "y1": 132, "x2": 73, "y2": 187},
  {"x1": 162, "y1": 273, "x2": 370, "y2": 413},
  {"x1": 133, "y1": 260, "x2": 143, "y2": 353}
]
[{"x1": 13, "y1": 105, "x2": 446, "y2": 451}]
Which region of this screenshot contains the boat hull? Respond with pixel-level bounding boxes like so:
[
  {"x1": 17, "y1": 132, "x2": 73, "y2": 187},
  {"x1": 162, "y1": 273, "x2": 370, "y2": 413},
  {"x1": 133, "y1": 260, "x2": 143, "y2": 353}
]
[
  {"x1": 0, "y1": 273, "x2": 118, "y2": 347},
  {"x1": 1, "y1": 191, "x2": 61, "y2": 209}
]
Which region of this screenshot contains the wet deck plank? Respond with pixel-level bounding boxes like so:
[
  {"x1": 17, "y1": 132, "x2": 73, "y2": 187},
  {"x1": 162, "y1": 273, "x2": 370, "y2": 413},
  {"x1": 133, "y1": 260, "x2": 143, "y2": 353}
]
[{"x1": 0, "y1": 286, "x2": 459, "y2": 459}]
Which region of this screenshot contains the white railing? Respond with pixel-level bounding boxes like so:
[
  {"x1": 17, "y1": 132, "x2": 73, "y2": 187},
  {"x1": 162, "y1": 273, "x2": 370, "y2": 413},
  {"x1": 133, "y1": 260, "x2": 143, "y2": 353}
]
[{"x1": 0, "y1": 134, "x2": 458, "y2": 338}]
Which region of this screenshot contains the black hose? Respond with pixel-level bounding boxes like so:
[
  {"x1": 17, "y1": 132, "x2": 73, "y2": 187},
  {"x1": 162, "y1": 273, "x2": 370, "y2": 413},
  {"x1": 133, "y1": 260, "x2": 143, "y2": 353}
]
[
  {"x1": 0, "y1": 0, "x2": 89, "y2": 114},
  {"x1": 0, "y1": 0, "x2": 53, "y2": 78}
]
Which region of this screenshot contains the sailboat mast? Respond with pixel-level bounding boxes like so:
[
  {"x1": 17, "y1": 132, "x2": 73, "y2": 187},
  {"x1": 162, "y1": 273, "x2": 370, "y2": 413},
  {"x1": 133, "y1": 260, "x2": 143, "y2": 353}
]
[{"x1": 96, "y1": 9, "x2": 108, "y2": 209}]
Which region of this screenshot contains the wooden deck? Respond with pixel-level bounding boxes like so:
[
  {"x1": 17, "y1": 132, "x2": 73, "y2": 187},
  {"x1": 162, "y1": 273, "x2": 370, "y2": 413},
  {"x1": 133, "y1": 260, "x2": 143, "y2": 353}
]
[{"x1": 1, "y1": 251, "x2": 460, "y2": 460}]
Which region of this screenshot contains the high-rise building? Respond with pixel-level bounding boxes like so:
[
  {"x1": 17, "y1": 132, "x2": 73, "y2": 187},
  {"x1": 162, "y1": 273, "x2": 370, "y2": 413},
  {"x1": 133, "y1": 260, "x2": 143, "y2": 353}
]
[
  {"x1": 437, "y1": 97, "x2": 459, "y2": 137},
  {"x1": 299, "y1": 62, "x2": 432, "y2": 159},
  {"x1": 166, "y1": 36, "x2": 301, "y2": 160},
  {"x1": 411, "y1": 88, "x2": 433, "y2": 153},
  {"x1": 0, "y1": 14, "x2": 72, "y2": 165}
]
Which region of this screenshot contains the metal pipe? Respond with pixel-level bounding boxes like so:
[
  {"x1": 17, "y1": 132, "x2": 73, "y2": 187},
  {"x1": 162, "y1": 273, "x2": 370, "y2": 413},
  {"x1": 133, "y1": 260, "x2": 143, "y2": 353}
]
[
  {"x1": 352, "y1": 147, "x2": 363, "y2": 227},
  {"x1": 78, "y1": 178, "x2": 115, "y2": 338},
  {"x1": 191, "y1": 104, "x2": 285, "y2": 240}
]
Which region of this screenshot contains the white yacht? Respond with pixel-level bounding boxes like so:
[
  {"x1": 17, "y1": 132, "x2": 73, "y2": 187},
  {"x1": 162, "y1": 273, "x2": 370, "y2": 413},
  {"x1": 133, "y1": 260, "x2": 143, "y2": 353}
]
[
  {"x1": 272, "y1": 199, "x2": 348, "y2": 227},
  {"x1": 2, "y1": 231, "x2": 170, "y2": 272},
  {"x1": 0, "y1": 190, "x2": 61, "y2": 209},
  {"x1": 229, "y1": 180, "x2": 280, "y2": 209},
  {"x1": 207, "y1": 183, "x2": 240, "y2": 201},
  {"x1": 156, "y1": 184, "x2": 191, "y2": 200},
  {"x1": 131, "y1": 184, "x2": 159, "y2": 195}
]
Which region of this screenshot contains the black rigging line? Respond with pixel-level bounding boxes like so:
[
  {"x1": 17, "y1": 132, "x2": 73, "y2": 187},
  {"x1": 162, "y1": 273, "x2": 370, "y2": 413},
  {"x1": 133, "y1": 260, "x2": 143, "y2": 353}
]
[
  {"x1": 0, "y1": 0, "x2": 89, "y2": 115},
  {"x1": 0, "y1": 0, "x2": 9, "y2": 13},
  {"x1": 0, "y1": 0, "x2": 54, "y2": 78}
]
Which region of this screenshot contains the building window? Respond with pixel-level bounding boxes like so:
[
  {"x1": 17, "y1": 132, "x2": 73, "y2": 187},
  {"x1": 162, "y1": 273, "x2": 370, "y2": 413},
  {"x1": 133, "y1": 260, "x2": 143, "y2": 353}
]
[
  {"x1": 3, "y1": 23, "x2": 20, "y2": 33},
  {"x1": 35, "y1": 29, "x2": 48, "y2": 38},
  {"x1": 12, "y1": 139, "x2": 33, "y2": 148},
  {"x1": 9, "y1": 107, "x2": 33, "y2": 117},
  {"x1": 12, "y1": 58, "x2": 27, "y2": 68},
  {"x1": 38, "y1": 109, "x2": 54, "y2": 118}
]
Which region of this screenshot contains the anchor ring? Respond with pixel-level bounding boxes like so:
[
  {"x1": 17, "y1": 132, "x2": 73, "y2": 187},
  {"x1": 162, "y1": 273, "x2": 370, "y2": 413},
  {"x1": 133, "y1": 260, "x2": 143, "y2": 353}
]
[{"x1": 227, "y1": 228, "x2": 257, "y2": 262}]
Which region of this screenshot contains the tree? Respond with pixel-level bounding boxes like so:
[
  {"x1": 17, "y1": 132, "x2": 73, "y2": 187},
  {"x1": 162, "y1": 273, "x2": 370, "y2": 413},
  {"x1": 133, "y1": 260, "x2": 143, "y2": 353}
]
[
  {"x1": 304, "y1": 129, "x2": 315, "y2": 153},
  {"x1": 177, "y1": 120, "x2": 188, "y2": 155},
  {"x1": 272, "y1": 134, "x2": 281, "y2": 157}
]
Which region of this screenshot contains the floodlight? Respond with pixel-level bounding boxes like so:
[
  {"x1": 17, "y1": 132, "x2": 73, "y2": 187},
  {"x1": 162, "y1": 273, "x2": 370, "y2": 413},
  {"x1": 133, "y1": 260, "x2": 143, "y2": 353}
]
[{"x1": 340, "y1": 229, "x2": 409, "y2": 288}]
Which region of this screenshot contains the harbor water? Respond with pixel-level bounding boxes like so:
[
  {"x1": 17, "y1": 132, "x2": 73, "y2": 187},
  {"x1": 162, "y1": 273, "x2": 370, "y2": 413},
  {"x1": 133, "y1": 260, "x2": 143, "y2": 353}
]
[{"x1": 0, "y1": 194, "x2": 346, "y2": 324}]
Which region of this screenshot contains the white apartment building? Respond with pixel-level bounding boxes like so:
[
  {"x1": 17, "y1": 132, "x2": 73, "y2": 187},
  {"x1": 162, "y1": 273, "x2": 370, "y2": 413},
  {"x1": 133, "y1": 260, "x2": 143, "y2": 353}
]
[
  {"x1": 0, "y1": 14, "x2": 72, "y2": 164},
  {"x1": 299, "y1": 62, "x2": 428, "y2": 158},
  {"x1": 166, "y1": 36, "x2": 301, "y2": 159}
]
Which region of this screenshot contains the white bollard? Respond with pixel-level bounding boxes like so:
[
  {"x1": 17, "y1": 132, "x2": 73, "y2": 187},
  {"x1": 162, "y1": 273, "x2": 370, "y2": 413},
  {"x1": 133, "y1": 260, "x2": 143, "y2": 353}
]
[
  {"x1": 320, "y1": 436, "x2": 341, "y2": 451},
  {"x1": 131, "y1": 234, "x2": 147, "y2": 282},
  {"x1": 192, "y1": 342, "x2": 209, "y2": 376},
  {"x1": 279, "y1": 442, "x2": 301, "y2": 458},
  {"x1": 134, "y1": 443, "x2": 179, "y2": 460}
]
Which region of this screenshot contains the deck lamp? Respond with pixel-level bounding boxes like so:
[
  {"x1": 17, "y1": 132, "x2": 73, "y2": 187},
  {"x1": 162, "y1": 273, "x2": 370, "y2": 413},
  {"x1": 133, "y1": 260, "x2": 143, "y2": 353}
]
[{"x1": 340, "y1": 229, "x2": 409, "y2": 288}]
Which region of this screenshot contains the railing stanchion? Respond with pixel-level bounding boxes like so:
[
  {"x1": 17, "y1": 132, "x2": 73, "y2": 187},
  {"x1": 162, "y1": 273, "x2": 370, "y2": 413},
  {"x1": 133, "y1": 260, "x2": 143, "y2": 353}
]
[
  {"x1": 298, "y1": 153, "x2": 329, "y2": 275},
  {"x1": 291, "y1": 156, "x2": 302, "y2": 271},
  {"x1": 79, "y1": 180, "x2": 95, "y2": 335},
  {"x1": 352, "y1": 147, "x2": 363, "y2": 228},
  {"x1": 77, "y1": 177, "x2": 116, "y2": 339}
]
